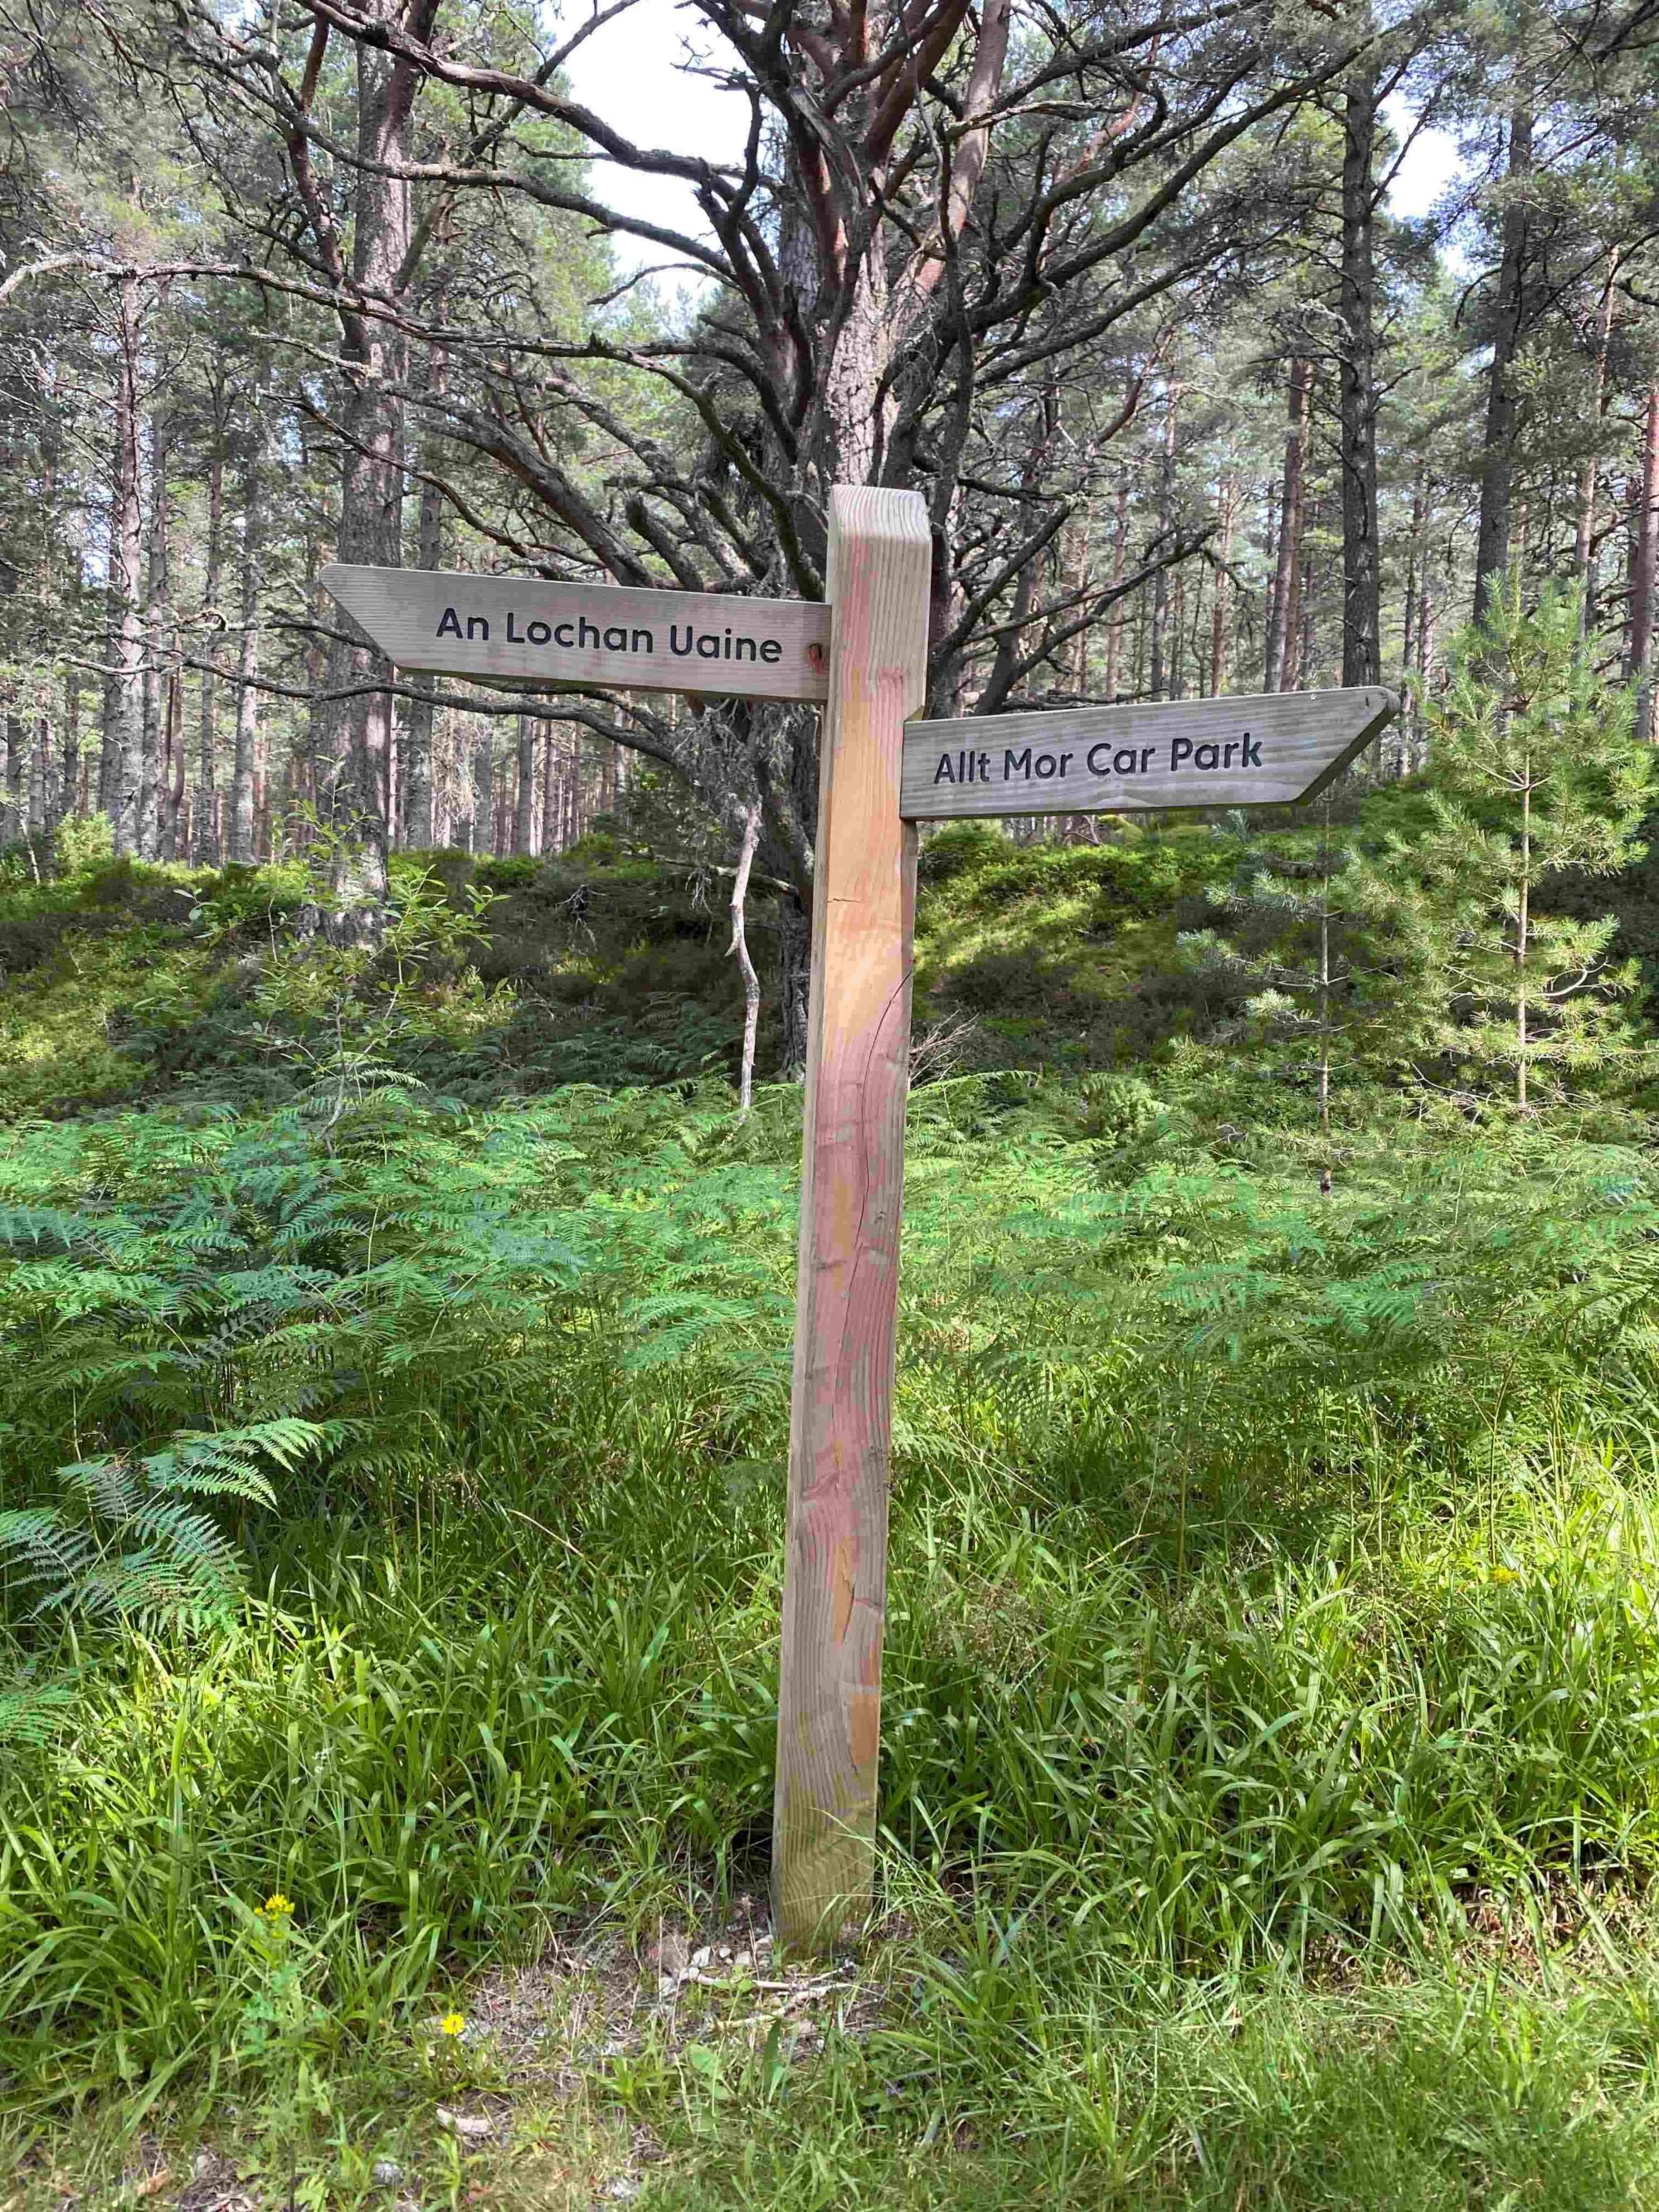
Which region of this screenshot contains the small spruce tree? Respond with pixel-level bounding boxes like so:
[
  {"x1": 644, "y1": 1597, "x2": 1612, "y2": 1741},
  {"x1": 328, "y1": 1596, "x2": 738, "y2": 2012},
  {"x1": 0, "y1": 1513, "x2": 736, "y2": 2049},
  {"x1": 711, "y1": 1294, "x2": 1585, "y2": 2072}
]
[
  {"x1": 1179, "y1": 800, "x2": 1390, "y2": 1133},
  {"x1": 1378, "y1": 578, "x2": 1651, "y2": 1108}
]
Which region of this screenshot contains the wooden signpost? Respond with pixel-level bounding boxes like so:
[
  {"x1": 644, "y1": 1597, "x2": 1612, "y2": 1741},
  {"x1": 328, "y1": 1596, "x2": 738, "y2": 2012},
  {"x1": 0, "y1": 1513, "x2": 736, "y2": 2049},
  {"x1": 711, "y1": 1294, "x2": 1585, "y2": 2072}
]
[{"x1": 323, "y1": 500, "x2": 1398, "y2": 1957}]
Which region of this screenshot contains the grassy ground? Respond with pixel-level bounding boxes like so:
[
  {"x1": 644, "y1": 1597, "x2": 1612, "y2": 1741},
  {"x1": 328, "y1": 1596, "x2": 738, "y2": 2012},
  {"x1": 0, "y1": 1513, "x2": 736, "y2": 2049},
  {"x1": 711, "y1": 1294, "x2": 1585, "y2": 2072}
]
[{"x1": 7, "y1": 839, "x2": 1659, "y2": 2203}]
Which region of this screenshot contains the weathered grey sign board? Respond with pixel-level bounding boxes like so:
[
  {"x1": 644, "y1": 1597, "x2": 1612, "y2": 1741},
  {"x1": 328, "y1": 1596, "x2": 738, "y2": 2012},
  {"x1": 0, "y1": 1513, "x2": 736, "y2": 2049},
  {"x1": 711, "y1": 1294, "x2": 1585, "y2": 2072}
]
[
  {"x1": 322, "y1": 564, "x2": 832, "y2": 703},
  {"x1": 902, "y1": 688, "x2": 1398, "y2": 818}
]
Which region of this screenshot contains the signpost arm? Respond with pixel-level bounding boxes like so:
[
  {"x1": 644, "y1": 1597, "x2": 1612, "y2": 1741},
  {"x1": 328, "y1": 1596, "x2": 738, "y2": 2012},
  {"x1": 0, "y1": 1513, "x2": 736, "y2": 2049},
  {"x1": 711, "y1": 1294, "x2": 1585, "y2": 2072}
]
[{"x1": 773, "y1": 485, "x2": 932, "y2": 1953}]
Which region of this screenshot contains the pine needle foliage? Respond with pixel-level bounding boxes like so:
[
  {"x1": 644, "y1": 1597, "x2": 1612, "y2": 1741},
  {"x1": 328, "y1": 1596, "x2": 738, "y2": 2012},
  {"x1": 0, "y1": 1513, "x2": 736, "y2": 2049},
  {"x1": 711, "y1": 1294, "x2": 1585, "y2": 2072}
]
[
  {"x1": 1374, "y1": 579, "x2": 1653, "y2": 1105},
  {"x1": 1178, "y1": 805, "x2": 1397, "y2": 1130}
]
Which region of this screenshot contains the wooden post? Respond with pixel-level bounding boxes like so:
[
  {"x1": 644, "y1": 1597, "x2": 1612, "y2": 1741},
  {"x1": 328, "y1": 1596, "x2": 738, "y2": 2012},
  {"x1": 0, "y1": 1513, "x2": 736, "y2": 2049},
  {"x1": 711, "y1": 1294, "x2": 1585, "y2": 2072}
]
[{"x1": 772, "y1": 485, "x2": 932, "y2": 1952}]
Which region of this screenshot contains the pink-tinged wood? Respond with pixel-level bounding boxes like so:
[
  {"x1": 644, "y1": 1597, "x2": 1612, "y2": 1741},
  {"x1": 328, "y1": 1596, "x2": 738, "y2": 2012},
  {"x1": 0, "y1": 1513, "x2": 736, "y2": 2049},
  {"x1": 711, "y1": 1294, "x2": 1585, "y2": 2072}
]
[{"x1": 773, "y1": 486, "x2": 932, "y2": 1953}]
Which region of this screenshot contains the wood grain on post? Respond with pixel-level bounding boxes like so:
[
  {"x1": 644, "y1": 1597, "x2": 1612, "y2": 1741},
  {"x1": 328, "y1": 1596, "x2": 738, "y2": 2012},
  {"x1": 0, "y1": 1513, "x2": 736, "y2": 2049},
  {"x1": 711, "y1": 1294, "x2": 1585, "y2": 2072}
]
[{"x1": 773, "y1": 486, "x2": 932, "y2": 1953}]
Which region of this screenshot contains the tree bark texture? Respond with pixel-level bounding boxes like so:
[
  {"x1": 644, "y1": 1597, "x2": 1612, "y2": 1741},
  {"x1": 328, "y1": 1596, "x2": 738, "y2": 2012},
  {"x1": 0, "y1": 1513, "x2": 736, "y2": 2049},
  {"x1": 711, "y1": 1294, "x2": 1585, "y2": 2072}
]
[
  {"x1": 59, "y1": 667, "x2": 80, "y2": 832},
  {"x1": 1340, "y1": 68, "x2": 1382, "y2": 688},
  {"x1": 1103, "y1": 473, "x2": 1131, "y2": 700},
  {"x1": 1630, "y1": 382, "x2": 1659, "y2": 740},
  {"x1": 1210, "y1": 471, "x2": 1236, "y2": 695},
  {"x1": 514, "y1": 714, "x2": 537, "y2": 853},
  {"x1": 230, "y1": 430, "x2": 263, "y2": 865},
  {"x1": 470, "y1": 726, "x2": 493, "y2": 854},
  {"x1": 105, "y1": 275, "x2": 145, "y2": 853},
  {"x1": 197, "y1": 419, "x2": 225, "y2": 861},
  {"x1": 304, "y1": 4, "x2": 424, "y2": 900},
  {"x1": 1473, "y1": 100, "x2": 1535, "y2": 621},
  {"x1": 139, "y1": 413, "x2": 171, "y2": 860},
  {"x1": 1150, "y1": 391, "x2": 1180, "y2": 699},
  {"x1": 401, "y1": 325, "x2": 447, "y2": 848},
  {"x1": 1574, "y1": 252, "x2": 1618, "y2": 632},
  {"x1": 1265, "y1": 360, "x2": 1312, "y2": 692},
  {"x1": 3, "y1": 715, "x2": 22, "y2": 843}
]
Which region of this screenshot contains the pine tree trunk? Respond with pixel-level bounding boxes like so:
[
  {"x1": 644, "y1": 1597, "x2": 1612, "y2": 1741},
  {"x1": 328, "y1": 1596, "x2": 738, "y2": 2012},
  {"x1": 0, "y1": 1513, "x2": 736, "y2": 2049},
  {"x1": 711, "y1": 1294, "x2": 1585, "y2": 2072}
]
[
  {"x1": 197, "y1": 425, "x2": 224, "y2": 861},
  {"x1": 138, "y1": 415, "x2": 170, "y2": 861},
  {"x1": 1068, "y1": 515, "x2": 1092, "y2": 694},
  {"x1": 980, "y1": 558, "x2": 1042, "y2": 712},
  {"x1": 105, "y1": 275, "x2": 146, "y2": 853},
  {"x1": 1298, "y1": 544, "x2": 1318, "y2": 685},
  {"x1": 98, "y1": 587, "x2": 118, "y2": 820},
  {"x1": 400, "y1": 319, "x2": 447, "y2": 849},
  {"x1": 317, "y1": 9, "x2": 417, "y2": 906},
  {"x1": 1265, "y1": 359, "x2": 1312, "y2": 692},
  {"x1": 1340, "y1": 68, "x2": 1382, "y2": 688},
  {"x1": 1210, "y1": 472, "x2": 1235, "y2": 694},
  {"x1": 1415, "y1": 524, "x2": 1436, "y2": 759},
  {"x1": 1574, "y1": 253, "x2": 1618, "y2": 634},
  {"x1": 449, "y1": 719, "x2": 471, "y2": 853},
  {"x1": 1170, "y1": 568, "x2": 1188, "y2": 701},
  {"x1": 542, "y1": 720, "x2": 558, "y2": 857},
  {"x1": 777, "y1": 893, "x2": 810, "y2": 1079},
  {"x1": 58, "y1": 667, "x2": 80, "y2": 833},
  {"x1": 514, "y1": 715, "x2": 537, "y2": 853},
  {"x1": 30, "y1": 713, "x2": 50, "y2": 837},
  {"x1": 471, "y1": 727, "x2": 493, "y2": 855},
  {"x1": 1629, "y1": 382, "x2": 1659, "y2": 740},
  {"x1": 1515, "y1": 774, "x2": 1531, "y2": 1106},
  {"x1": 1102, "y1": 473, "x2": 1130, "y2": 700},
  {"x1": 1150, "y1": 392, "x2": 1179, "y2": 699},
  {"x1": 162, "y1": 667, "x2": 185, "y2": 858},
  {"x1": 1402, "y1": 490, "x2": 1419, "y2": 702},
  {"x1": 1283, "y1": 498, "x2": 1311, "y2": 689},
  {"x1": 3, "y1": 713, "x2": 22, "y2": 843},
  {"x1": 229, "y1": 435, "x2": 262, "y2": 865},
  {"x1": 299, "y1": 543, "x2": 329, "y2": 848},
  {"x1": 1473, "y1": 100, "x2": 1535, "y2": 621}
]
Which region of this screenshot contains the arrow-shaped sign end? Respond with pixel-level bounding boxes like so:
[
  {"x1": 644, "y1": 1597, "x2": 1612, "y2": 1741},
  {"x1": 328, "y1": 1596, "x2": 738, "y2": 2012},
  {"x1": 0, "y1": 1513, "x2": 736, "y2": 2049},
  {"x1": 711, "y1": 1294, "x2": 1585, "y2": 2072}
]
[
  {"x1": 1291, "y1": 684, "x2": 1401, "y2": 804},
  {"x1": 319, "y1": 563, "x2": 372, "y2": 616},
  {"x1": 902, "y1": 685, "x2": 1404, "y2": 819}
]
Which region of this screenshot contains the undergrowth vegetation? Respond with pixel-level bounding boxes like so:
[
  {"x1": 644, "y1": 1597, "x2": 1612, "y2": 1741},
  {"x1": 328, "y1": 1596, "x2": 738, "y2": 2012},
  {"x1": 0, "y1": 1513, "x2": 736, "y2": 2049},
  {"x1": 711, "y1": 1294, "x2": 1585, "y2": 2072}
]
[{"x1": 8, "y1": 809, "x2": 1659, "y2": 2203}]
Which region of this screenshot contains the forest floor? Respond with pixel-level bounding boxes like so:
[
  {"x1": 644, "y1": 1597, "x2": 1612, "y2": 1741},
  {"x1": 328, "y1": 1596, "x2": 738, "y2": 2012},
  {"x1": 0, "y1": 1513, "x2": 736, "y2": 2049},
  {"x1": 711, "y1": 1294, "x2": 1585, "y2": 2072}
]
[{"x1": 7, "y1": 834, "x2": 1659, "y2": 2205}]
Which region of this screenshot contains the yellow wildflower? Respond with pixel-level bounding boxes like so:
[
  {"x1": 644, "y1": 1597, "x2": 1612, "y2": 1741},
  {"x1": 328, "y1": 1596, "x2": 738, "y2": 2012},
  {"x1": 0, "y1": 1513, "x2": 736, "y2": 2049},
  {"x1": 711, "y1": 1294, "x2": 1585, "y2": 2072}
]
[
  {"x1": 261, "y1": 1892, "x2": 295, "y2": 1918},
  {"x1": 439, "y1": 2012, "x2": 467, "y2": 2039},
  {"x1": 1490, "y1": 1567, "x2": 1520, "y2": 1587}
]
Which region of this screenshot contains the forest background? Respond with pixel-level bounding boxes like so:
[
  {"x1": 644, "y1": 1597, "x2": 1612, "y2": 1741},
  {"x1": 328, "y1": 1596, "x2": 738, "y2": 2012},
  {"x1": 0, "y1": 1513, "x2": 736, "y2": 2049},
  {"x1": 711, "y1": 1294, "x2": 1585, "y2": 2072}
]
[
  {"x1": 12, "y1": 0, "x2": 1659, "y2": 2206},
  {"x1": 6, "y1": 0, "x2": 1659, "y2": 966}
]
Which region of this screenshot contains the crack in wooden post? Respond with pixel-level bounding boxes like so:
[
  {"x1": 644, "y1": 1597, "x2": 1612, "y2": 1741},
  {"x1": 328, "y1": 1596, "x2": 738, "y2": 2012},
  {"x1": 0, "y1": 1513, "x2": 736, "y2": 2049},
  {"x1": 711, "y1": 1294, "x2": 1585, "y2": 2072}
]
[{"x1": 772, "y1": 485, "x2": 932, "y2": 1955}]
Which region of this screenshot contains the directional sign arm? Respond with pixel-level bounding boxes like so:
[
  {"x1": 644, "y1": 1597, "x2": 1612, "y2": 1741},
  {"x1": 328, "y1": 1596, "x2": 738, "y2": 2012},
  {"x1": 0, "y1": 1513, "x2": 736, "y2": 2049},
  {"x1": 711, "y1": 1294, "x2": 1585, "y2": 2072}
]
[
  {"x1": 319, "y1": 564, "x2": 832, "y2": 705},
  {"x1": 901, "y1": 688, "x2": 1399, "y2": 819}
]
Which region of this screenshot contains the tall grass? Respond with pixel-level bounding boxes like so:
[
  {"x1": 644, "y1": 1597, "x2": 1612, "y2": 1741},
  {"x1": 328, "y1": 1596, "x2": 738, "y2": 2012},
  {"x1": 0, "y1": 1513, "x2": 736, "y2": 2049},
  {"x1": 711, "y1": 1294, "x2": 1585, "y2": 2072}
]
[{"x1": 6, "y1": 1075, "x2": 1659, "y2": 2197}]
